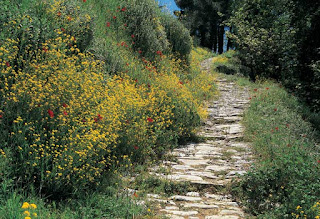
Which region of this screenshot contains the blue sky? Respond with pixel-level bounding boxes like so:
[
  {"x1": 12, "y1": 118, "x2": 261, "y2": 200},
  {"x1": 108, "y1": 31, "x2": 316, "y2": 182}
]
[{"x1": 156, "y1": 0, "x2": 180, "y2": 13}]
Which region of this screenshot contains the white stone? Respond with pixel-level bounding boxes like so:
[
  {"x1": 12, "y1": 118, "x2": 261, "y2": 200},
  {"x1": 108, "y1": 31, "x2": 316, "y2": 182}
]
[
  {"x1": 161, "y1": 210, "x2": 198, "y2": 216},
  {"x1": 186, "y1": 192, "x2": 200, "y2": 197},
  {"x1": 170, "y1": 195, "x2": 202, "y2": 202},
  {"x1": 205, "y1": 165, "x2": 233, "y2": 172},
  {"x1": 184, "y1": 203, "x2": 219, "y2": 209}
]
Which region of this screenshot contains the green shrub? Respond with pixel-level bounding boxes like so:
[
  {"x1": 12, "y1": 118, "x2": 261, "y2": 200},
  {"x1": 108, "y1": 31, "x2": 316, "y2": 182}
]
[
  {"x1": 124, "y1": 0, "x2": 169, "y2": 59},
  {"x1": 160, "y1": 13, "x2": 192, "y2": 60}
]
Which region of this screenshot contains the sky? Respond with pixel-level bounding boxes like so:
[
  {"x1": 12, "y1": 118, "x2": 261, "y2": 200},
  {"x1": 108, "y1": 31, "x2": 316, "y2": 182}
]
[{"x1": 156, "y1": 0, "x2": 180, "y2": 13}]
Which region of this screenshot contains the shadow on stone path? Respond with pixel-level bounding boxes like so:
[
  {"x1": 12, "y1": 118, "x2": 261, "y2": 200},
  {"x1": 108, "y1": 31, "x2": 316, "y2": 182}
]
[{"x1": 147, "y1": 58, "x2": 253, "y2": 219}]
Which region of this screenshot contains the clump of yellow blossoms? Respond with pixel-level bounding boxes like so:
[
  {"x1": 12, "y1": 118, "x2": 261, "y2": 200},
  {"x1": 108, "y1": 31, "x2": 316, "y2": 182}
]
[{"x1": 21, "y1": 202, "x2": 37, "y2": 219}]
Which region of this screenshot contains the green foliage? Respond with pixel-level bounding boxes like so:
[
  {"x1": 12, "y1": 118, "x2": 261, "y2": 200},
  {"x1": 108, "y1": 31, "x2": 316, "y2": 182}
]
[
  {"x1": 160, "y1": 13, "x2": 192, "y2": 59},
  {"x1": 228, "y1": 0, "x2": 320, "y2": 111},
  {"x1": 231, "y1": 80, "x2": 320, "y2": 218},
  {"x1": 124, "y1": 0, "x2": 169, "y2": 59}
]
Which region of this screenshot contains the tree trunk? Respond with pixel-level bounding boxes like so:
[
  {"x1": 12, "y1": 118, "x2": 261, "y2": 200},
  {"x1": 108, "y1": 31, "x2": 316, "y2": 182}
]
[
  {"x1": 227, "y1": 26, "x2": 232, "y2": 51},
  {"x1": 218, "y1": 25, "x2": 224, "y2": 54}
]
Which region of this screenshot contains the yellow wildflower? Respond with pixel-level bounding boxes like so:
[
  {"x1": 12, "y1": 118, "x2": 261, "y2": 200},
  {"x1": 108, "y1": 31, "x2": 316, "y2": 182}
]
[
  {"x1": 21, "y1": 202, "x2": 30, "y2": 209},
  {"x1": 30, "y1": 203, "x2": 37, "y2": 209},
  {"x1": 23, "y1": 211, "x2": 30, "y2": 216}
]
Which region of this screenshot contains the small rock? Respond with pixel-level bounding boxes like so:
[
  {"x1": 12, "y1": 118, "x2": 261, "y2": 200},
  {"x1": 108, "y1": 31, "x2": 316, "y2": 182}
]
[
  {"x1": 170, "y1": 195, "x2": 202, "y2": 202},
  {"x1": 161, "y1": 210, "x2": 198, "y2": 216},
  {"x1": 186, "y1": 192, "x2": 200, "y2": 197}
]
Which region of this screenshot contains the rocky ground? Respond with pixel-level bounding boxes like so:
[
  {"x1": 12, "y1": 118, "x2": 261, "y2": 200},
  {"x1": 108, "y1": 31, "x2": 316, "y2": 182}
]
[{"x1": 142, "y1": 58, "x2": 253, "y2": 219}]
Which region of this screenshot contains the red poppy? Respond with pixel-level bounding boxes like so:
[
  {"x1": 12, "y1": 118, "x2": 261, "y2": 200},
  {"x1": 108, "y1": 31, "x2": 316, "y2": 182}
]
[
  {"x1": 5, "y1": 62, "x2": 10, "y2": 67},
  {"x1": 82, "y1": 119, "x2": 86, "y2": 123},
  {"x1": 48, "y1": 109, "x2": 54, "y2": 118},
  {"x1": 266, "y1": 87, "x2": 269, "y2": 90},
  {"x1": 63, "y1": 111, "x2": 68, "y2": 116},
  {"x1": 121, "y1": 7, "x2": 126, "y2": 12},
  {"x1": 249, "y1": 97, "x2": 252, "y2": 100},
  {"x1": 254, "y1": 88, "x2": 258, "y2": 91},
  {"x1": 121, "y1": 42, "x2": 125, "y2": 46},
  {"x1": 94, "y1": 114, "x2": 103, "y2": 122},
  {"x1": 113, "y1": 16, "x2": 117, "y2": 19},
  {"x1": 134, "y1": 146, "x2": 139, "y2": 150},
  {"x1": 317, "y1": 160, "x2": 320, "y2": 164},
  {"x1": 132, "y1": 42, "x2": 135, "y2": 45},
  {"x1": 156, "y1": 51, "x2": 163, "y2": 56},
  {"x1": 275, "y1": 127, "x2": 279, "y2": 131},
  {"x1": 124, "y1": 24, "x2": 127, "y2": 27},
  {"x1": 147, "y1": 84, "x2": 151, "y2": 88},
  {"x1": 61, "y1": 27, "x2": 65, "y2": 32},
  {"x1": 57, "y1": 12, "x2": 61, "y2": 16},
  {"x1": 43, "y1": 47, "x2": 48, "y2": 52},
  {"x1": 131, "y1": 34, "x2": 135, "y2": 38},
  {"x1": 135, "y1": 79, "x2": 138, "y2": 83},
  {"x1": 0, "y1": 114, "x2": 2, "y2": 119},
  {"x1": 126, "y1": 63, "x2": 129, "y2": 66},
  {"x1": 147, "y1": 117, "x2": 153, "y2": 122},
  {"x1": 125, "y1": 120, "x2": 130, "y2": 124},
  {"x1": 138, "y1": 50, "x2": 142, "y2": 54},
  {"x1": 179, "y1": 81, "x2": 183, "y2": 85},
  {"x1": 286, "y1": 124, "x2": 290, "y2": 128},
  {"x1": 106, "y1": 22, "x2": 110, "y2": 27},
  {"x1": 83, "y1": 0, "x2": 86, "y2": 2},
  {"x1": 62, "y1": 103, "x2": 68, "y2": 108},
  {"x1": 274, "y1": 108, "x2": 277, "y2": 112}
]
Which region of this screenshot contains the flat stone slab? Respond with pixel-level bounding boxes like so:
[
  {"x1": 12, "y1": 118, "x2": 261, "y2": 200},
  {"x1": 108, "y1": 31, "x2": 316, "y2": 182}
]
[
  {"x1": 178, "y1": 159, "x2": 210, "y2": 166},
  {"x1": 184, "y1": 203, "x2": 219, "y2": 209},
  {"x1": 165, "y1": 215, "x2": 185, "y2": 219},
  {"x1": 164, "y1": 174, "x2": 204, "y2": 182},
  {"x1": 226, "y1": 170, "x2": 246, "y2": 177},
  {"x1": 220, "y1": 209, "x2": 244, "y2": 217},
  {"x1": 186, "y1": 192, "x2": 200, "y2": 197},
  {"x1": 170, "y1": 195, "x2": 202, "y2": 202},
  {"x1": 161, "y1": 210, "x2": 198, "y2": 216},
  {"x1": 205, "y1": 216, "x2": 239, "y2": 219},
  {"x1": 172, "y1": 165, "x2": 195, "y2": 170},
  {"x1": 205, "y1": 165, "x2": 234, "y2": 172}
]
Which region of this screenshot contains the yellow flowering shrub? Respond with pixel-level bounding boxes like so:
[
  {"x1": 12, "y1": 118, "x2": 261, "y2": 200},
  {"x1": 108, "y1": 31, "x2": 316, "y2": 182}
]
[{"x1": 0, "y1": 0, "x2": 217, "y2": 196}]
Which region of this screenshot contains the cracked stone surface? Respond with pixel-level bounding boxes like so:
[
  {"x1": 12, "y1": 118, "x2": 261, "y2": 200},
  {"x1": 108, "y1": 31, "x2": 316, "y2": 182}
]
[{"x1": 146, "y1": 58, "x2": 252, "y2": 218}]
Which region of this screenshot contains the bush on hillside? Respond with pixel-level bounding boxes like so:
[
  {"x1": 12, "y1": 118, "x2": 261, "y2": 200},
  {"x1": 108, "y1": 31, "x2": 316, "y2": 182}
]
[{"x1": 160, "y1": 13, "x2": 192, "y2": 60}]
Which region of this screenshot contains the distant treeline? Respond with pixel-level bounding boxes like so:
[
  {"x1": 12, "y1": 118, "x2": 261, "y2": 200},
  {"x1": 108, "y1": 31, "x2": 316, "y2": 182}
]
[{"x1": 175, "y1": 0, "x2": 320, "y2": 111}]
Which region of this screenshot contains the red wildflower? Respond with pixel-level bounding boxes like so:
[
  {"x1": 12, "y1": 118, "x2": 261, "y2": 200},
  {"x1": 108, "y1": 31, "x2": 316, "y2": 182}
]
[
  {"x1": 94, "y1": 114, "x2": 103, "y2": 122},
  {"x1": 138, "y1": 50, "x2": 142, "y2": 54},
  {"x1": 67, "y1": 16, "x2": 72, "y2": 21},
  {"x1": 126, "y1": 63, "x2": 129, "y2": 66},
  {"x1": 113, "y1": 16, "x2": 117, "y2": 19},
  {"x1": 83, "y1": 0, "x2": 86, "y2": 2},
  {"x1": 275, "y1": 127, "x2": 279, "y2": 131},
  {"x1": 43, "y1": 47, "x2": 48, "y2": 52},
  {"x1": 249, "y1": 97, "x2": 252, "y2": 100},
  {"x1": 317, "y1": 160, "x2": 320, "y2": 164},
  {"x1": 147, "y1": 84, "x2": 151, "y2": 88},
  {"x1": 179, "y1": 81, "x2": 183, "y2": 85},
  {"x1": 274, "y1": 108, "x2": 277, "y2": 112},
  {"x1": 133, "y1": 192, "x2": 138, "y2": 198},
  {"x1": 254, "y1": 88, "x2": 258, "y2": 91},
  {"x1": 132, "y1": 42, "x2": 135, "y2": 45},
  {"x1": 57, "y1": 11, "x2": 61, "y2": 16},
  {"x1": 61, "y1": 27, "x2": 65, "y2": 32},
  {"x1": 135, "y1": 79, "x2": 138, "y2": 83},
  {"x1": 63, "y1": 111, "x2": 68, "y2": 116},
  {"x1": 0, "y1": 114, "x2": 2, "y2": 119},
  {"x1": 286, "y1": 124, "x2": 290, "y2": 128},
  {"x1": 82, "y1": 119, "x2": 86, "y2": 123},
  {"x1": 121, "y1": 7, "x2": 127, "y2": 12},
  {"x1": 121, "y1": 42, "x2": 125, "y2": 46},
  {"x1": 266, "y1": 87, "x2": 269, "y2": 90},
  {"x1": 287, "y1": 144, "x2": 291, "y2": 147},
  {"x1": 125, "y1": 120, "x2": 130, "y2": 124},
  {"x1": 5, "y1": 62, "x2": 10, "y2": 67},
  {"x1": 147, "y1": 117, "x2": 153, "y2": 123},
  {"x1": 134, "y1": 146, "x2": 139, "y2": 150},
  {"x1": 156, "y1": 51, "x2": 163, "y2": 56},
  {"x1": 62, "y1": 103, "x2": 68, "y2": 108},
  {"x1": 131, "y1": 34, "x2": 135, "y2": 38},
  {"x1": 106, "y1": 22, "x2": 110, "y2": 27},
  {"x1": 48, "y1": 109, "x2": 54, "y2": 118},
  {"x1": 124, "y1": 24, "x2": 127, "y2": 27}
]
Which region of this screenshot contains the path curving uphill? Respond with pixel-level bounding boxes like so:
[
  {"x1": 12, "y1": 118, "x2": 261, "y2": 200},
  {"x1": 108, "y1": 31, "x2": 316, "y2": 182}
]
[{"x1": 148, "y1": 58, "x2": 253, "y2": 219}]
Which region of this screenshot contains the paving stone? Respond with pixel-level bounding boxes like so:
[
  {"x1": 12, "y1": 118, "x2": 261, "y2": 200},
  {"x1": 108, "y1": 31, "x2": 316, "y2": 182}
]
[
  {"x1": 205, "y1": 165, "x2": 234, "y2": 172},
  {"x1": 205, "y1": 216, "x2": 239, "y2": 219},
  {"x1": 184, "y1": 203, "x2": 219, "y2": 209},
  {"x1": 219, "y1": 209, "x2": 244, "y2": 217},
  {"x1": 170, "y1": 195, "x2": 202, "y2": 202},
  {"x1": 186, "y1": 192, "x2": 200, "y2": 197},
  {"x1": 161, "y1": 210, "x2": 199, "y2": 216}
]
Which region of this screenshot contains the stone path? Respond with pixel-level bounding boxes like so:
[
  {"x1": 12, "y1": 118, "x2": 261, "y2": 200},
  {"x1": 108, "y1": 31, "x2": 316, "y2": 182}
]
[{"x1": 146, "y1": 58, "x2": 252, "y2": 219}]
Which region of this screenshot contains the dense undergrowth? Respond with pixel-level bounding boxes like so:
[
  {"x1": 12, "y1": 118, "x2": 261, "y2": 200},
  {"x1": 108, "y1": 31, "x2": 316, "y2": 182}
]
[
  {"x1": 0, "y1": 0, "x2": 216, "y2": 217},
  {"x1": 214, "y1": 52, "x2": 320, "y2": 218}
]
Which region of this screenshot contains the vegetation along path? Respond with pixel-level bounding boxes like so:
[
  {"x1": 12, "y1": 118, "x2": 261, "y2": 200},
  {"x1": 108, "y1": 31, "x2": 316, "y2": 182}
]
[{"x1": 145, "y1": 58, "x2": 253, "y2": 219}]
